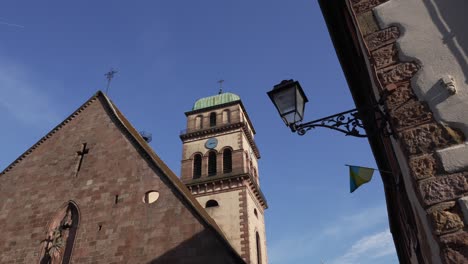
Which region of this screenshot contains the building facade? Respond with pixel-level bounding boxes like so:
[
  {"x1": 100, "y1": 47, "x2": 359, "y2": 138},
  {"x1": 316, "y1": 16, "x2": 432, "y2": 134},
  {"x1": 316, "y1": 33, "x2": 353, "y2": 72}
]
[
  {"x1": 0, "y1": 92, "x2": 246, "y2": 263},
  {"x1": 180, "y1": 92, "x2": 268, "y2": 264},
  {"x1": 319, "y1": 0, "x2": 468, "y2": 263}
]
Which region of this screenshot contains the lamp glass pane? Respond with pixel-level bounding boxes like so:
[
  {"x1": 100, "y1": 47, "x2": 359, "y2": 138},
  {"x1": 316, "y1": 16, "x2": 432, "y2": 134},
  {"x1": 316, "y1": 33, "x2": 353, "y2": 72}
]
[
  {"x1": 271, "y1": 87, "x2": 296, "y2": 119},
  {"x1": 282, "y1": 112, "x2": 299, "y2": 125},
  {"x1": 295, "y1": 88, "x2": 305, "y2": 121}
]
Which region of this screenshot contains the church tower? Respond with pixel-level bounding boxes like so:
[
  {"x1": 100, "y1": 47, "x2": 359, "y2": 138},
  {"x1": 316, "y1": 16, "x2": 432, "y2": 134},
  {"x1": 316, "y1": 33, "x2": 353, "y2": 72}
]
[{"x1": 180, "y1": 91, "x2": 268, "y2": 264}]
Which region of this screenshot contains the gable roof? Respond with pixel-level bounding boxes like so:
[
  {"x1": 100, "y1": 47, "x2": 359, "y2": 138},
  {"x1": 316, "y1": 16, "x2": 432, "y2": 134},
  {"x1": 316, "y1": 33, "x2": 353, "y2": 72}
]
[{"x1": 0, "y1": 91, "x2": 245, "y2": 263}]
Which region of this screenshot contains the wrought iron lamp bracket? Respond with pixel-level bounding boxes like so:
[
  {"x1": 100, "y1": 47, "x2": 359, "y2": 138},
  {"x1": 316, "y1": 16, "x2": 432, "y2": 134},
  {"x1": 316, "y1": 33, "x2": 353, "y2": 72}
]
[{"x1": 291, "y1": 98, "x2": 393, "y2": 138}]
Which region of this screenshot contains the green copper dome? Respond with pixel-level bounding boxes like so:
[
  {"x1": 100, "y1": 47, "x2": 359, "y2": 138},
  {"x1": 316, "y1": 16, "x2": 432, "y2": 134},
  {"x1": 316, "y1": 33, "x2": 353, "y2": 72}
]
[{"x1": 193, "y1": 92, "x2": 241, "y2": 110}]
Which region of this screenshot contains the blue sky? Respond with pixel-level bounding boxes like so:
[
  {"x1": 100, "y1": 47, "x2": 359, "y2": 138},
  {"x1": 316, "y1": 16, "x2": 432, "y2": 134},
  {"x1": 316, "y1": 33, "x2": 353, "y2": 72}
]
[{"x1": 0, "y1": 1, "x2": 398, "y2": 263}]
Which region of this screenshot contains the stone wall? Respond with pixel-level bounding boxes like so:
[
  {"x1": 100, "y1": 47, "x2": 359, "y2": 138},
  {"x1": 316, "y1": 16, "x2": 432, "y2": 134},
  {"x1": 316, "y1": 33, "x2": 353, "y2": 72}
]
[
  {"x1": 195, "y1": 190, "x2": 243, "y2": 255},
  {"x1": 246, "y1": 187, "x2": 268, "y2": 264},
  {"x1": 348, "y1": 0, "x2": 468, "y2": 263}
]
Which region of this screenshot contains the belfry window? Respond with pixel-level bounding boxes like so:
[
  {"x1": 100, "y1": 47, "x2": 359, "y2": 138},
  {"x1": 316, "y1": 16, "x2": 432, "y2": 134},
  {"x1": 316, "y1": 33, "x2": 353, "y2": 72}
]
[
  {"x1": 193, "y1": 154, "x2": 202, "y2": 178},
  {"x1": 210, "y1": 112, "x2": 217, "y2": 127},
  {"x1": 223, "y1": 148, "x2": 232, "y2": 173},
  {"x1": 208, "y1": 151, "x2": 217, "y2": 176}
]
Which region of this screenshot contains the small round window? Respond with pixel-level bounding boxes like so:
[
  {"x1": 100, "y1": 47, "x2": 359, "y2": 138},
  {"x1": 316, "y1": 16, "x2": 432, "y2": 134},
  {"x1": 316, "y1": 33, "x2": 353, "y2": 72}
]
[{"x1": 143, "y1": 191, "x2": 160, "y2": 204}]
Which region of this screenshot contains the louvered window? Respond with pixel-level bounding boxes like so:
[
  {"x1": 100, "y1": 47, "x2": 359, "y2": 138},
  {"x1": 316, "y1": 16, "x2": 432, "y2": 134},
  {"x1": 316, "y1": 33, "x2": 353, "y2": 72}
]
[
  {"x1": 223, "y1": 149, "x2": 232, "y2": 173},
  {"x1": 210, "y1": 112, "x2": 216, "y2": 127},
  {"x1": 208, "y1": 151, "x2": 217, "y2": 176},
  {"x1": 193, "y1": 154, "x2": 202, "y2": 178}
]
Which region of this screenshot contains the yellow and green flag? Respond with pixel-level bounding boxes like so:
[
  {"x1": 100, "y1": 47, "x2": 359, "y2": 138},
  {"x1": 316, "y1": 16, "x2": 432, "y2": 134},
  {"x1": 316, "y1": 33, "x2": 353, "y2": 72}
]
[{"x1": 349, "y1": 166, "x2": 374, "y2": 193}]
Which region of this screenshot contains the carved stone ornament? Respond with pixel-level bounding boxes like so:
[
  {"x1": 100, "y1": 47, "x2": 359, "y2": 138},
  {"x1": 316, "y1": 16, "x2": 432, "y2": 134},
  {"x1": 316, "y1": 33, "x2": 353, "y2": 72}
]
[
  {"x1": 419, "y1": 173, "x2": 468, "y2": 206},
  {"x1": 391, "y1": 101, "x2": 433, "y2": 131},
  {"x1": 39, "y1": 203, "x2": 78, "y2": 264},
  {"x1": 440, "y1": 76, "x2": 457, "y2": 95},
  {"x1": 409, "y1": 154, "x2": 437, "y2": 180},
  {"x1": 378, "y1": 62, "x2": 419, "y2": 86},
  {"x1": 372, "y1": 44, "x2": 398, "y2": 69},
  {"x1": 399, "y1": 123, "x2": 462, "y2": 155},
  {"x1": 385, "y1": 82, "x2": 414, "y2": 110},
  {"x1": 365, "y1": 27, "x2": 400, "y2": 51},
  {"x1": 427, "y1": 202, "x2": 464, "y2": 235},
  {"x1": 352, "y1": 0, "x2": 390, "y2": 14}
]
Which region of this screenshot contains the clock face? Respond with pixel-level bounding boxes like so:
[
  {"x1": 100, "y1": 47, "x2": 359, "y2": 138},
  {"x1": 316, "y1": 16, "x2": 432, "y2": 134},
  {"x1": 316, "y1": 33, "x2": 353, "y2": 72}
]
[{"x1": 205, "y1": 138, "x2": 218, "y2": 149}]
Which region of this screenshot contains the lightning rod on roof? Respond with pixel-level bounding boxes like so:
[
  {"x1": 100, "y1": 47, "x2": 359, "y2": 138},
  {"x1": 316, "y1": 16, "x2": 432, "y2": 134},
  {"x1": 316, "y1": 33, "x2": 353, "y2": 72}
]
[
  {"x1": 217, "y1": 79, "x2": 224, "y2": 94},
  {"x1": 105, "y1": 68, "x2": 118, "y2": 95}
]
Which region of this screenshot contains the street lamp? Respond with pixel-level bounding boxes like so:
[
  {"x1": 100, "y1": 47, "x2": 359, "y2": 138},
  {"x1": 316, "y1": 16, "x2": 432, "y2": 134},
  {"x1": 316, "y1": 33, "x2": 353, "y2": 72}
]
[{"x1": 267, "y1": 79, "x2": 392, "y2": 137}]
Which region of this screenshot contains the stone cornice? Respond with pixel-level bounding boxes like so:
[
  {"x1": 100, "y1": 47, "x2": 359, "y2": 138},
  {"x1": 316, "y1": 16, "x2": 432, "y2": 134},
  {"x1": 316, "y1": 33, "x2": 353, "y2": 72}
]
[
  {"x1": 180, "y1": 122, "x2": 261, "y2": 159},
  {"x1": 184, "y1": 173, "x2": 268, "y2": 209}
]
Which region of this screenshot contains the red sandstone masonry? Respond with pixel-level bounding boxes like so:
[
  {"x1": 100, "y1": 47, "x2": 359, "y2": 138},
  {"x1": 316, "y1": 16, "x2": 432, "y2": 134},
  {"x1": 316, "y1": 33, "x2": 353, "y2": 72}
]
[{"x1": 0, "y1": 95, "x2": 243, "y2": 264}]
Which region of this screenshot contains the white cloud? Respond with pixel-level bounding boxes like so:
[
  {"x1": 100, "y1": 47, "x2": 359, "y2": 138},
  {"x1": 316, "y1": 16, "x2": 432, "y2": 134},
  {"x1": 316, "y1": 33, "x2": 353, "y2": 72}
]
[
  {"x1": 269, "y1": 205, "x2": 394, "y2": 264},
  {"x1": 322, "y1": 205, "x2": 387, "y2": 237},
  {"x1": 330, "y1": 229, "x2": 396, "y2": 264},
  {"x1": 0, "y1": 62, "x2": 60, "y2": 126}
]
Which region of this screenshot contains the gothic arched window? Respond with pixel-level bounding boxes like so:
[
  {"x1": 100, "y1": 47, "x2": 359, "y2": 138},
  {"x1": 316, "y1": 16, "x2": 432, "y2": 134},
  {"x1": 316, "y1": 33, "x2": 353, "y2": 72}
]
[
  {"x1": 256, "y1": 232, "x2": 262, "y2": 264},
  {"x1": 223, "y1": 148, "x2": 232, "y2": 173},
  {"x1": 193, "y1": 154, "x2": 202, "y2": 179},
  {"x1": 205, "y1": 199, "x2": 219, "y2": 208},
  {"x1": 208, "y1": 151, "x2": 217, "y2": 176},
  {"x1": 210, "y1": 112, "x2": 217, "y2": 127},
  {"x1": 40, "y1": 202, "x2": 79, "y2": 264}
]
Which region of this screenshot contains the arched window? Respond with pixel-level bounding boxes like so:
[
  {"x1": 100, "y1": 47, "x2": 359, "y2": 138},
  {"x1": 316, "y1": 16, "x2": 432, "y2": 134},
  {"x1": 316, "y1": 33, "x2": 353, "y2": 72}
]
[
  {"x1": 40, "y1": 202, "x2": 79, "y2": 264},
  {"x1": 205, "y1": 199, "x2": 219, "y2": 208},
  {"x1": 193, "y1": 154, "x2": 202, "y2": 178},
  {"x1": 256, "y1": 232, "x2": 262, "y2": 264},
  {"x1": 195, "y1": 115, "x2": 203, "y2": 129},
  {"x1": 222, "y1": 109, "x2": 230, "y2": 124},
  {"x1": 210, "y1": 112, "x2": 217, "y2": 127},
  {"x1": 254, "y1": 208, "x2": 258, "y2": 218},
  {"x1": 223, "y1": 148, "x2": 232, "y2": 173},
  {"x1": 208, "y1": 151, "x2": 217, "y2": 176}
]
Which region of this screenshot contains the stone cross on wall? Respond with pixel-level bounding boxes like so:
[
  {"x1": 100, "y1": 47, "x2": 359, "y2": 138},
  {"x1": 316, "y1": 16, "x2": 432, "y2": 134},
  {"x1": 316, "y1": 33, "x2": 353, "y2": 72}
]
[{"x1": 75, "y1": 143, "x2": 89, "y2": 176}]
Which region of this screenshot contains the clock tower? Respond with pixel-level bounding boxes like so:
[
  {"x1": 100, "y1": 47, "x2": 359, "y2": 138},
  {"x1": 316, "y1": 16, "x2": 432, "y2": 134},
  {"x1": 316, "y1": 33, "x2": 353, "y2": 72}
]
[{"x1": 180, "y1": 91, "x2": 268, "y2": 264}]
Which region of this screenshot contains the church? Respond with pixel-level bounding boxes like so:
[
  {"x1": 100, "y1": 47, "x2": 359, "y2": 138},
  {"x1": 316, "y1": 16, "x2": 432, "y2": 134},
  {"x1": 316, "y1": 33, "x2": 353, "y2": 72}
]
[{"x1": 0, "y1": 90, "x2": 268, "y2": 264}]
